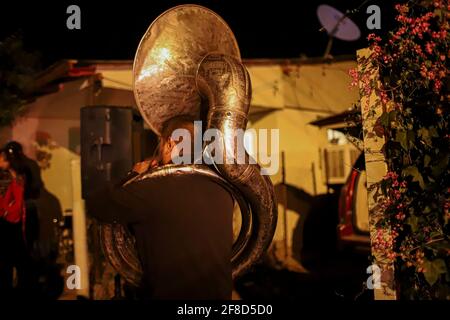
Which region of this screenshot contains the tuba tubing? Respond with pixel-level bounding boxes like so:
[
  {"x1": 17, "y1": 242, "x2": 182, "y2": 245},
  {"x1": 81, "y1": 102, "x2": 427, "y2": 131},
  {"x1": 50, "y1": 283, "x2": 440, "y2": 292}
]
[
  {"x1": 196, "y1": 53, "x2": 278, "y2": 278},
  {"x1": 98, "y1": 5, "x2": 278, "y2": 286}
]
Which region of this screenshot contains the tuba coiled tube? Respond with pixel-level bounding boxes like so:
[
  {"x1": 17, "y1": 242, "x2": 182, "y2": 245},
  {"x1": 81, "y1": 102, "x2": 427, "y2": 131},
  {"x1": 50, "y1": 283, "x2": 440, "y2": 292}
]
[
  {"x1": 98, "y1": 5, "x2": 278, "y2": 286},
  {"x1": 196, "y1": 53, "x2": 278, "y2": 278}
]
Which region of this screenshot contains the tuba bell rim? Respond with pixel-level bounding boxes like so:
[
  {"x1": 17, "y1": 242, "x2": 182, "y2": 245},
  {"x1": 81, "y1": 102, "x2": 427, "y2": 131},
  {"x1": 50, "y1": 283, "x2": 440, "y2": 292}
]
[{"x1": 132, "y1": 4, "x2": 241, "y2": 136}]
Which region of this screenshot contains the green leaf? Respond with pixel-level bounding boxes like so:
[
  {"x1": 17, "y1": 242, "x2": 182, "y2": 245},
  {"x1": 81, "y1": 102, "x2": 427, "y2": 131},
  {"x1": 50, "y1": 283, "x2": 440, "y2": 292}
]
[
  {"x1": 407, "y1": 130, "x2": 415, "y2": 147},
  {"x1": 388, "y1": 110, "x2": 397, "y2": 123},
  {"x1": 431, "y1": 154, "x2": 449, "y2": 178},
  {"x1": 379, "y1": 112, "x2": 390, "y2": 127},
  {"x1": 418, "y1": 128, "x2": 432, "y2": 146},
  {"x1": 402, "y1": 166, "x2": 425, "y2": 189},
  {"x1": 424, "y1": 155, "x2": 431, "y2": 167},
  {"x1": 426, "y1": 239, "x2": 450, "y2": 251},
  {"x1": 407, "y1": 214, "x2": 419, "y2": 232},
  {"x1": 396, "y1": 130, "x2": 408, "y2": 150},
  {"x1": 428, "y1": 126, "x2": 438, "y2": 138},
  {"x1": 423, "y1": 259, "x2": 447, "y2": 286}
]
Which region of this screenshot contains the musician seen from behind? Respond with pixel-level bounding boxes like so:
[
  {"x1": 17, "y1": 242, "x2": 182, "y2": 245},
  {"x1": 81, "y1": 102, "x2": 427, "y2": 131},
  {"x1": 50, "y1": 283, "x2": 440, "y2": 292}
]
[{"x1": 86, "y1": 115, "x2": 234, "y2": 300}]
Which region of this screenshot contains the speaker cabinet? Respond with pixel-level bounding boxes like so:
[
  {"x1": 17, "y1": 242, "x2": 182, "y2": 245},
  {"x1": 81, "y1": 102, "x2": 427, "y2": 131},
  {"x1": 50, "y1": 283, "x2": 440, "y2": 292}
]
[{"x1": 80, "y1": 106, "x2": 144, "y2": 199}]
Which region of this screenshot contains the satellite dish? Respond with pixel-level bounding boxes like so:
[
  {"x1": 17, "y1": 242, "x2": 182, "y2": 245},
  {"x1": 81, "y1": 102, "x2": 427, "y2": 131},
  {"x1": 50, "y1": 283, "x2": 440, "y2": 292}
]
[
  {"x1": 317, "y1": 4, "x2": 361, "y2": 41},
  {"x1": 317, "y1": 4, "x2": 361, "y2": 58}
]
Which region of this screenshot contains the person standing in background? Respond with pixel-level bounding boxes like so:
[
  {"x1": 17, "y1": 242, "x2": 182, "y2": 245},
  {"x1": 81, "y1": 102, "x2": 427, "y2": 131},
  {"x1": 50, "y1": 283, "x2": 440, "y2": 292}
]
[
  {"x1": 0, "y1": 147, "x2": 29, "y2": 298},
  {"x1": 4, "y1": 141, "x2": 43, "y2": 250}
]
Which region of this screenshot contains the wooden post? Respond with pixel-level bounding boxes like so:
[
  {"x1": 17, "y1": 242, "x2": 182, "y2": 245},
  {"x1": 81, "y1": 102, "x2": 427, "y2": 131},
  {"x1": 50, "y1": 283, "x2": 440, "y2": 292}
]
[
  {"x1": 71, "y1": 159, "x2": 90, "y2": 298},
  {"x1": 311, "y1": 162, "x2": 317, "y2": 196},
  {"x1": 357, "y1": 48, "x2": 397, "y2": 300},
  {"x1": 281, "y1": 151, "x2": 288, "y2": 260}
]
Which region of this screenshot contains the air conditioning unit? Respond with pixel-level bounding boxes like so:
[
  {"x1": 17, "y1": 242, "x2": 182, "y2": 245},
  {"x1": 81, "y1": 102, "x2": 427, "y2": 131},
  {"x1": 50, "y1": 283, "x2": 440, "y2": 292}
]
[{"x1": 323, "y1": 144, "x2": 360, "y2": 185}]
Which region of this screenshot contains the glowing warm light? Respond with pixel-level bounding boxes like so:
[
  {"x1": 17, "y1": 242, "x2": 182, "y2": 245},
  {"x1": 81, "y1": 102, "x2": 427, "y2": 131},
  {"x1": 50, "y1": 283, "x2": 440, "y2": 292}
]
[
  {"x1": 138, "y1": 47, "x2": 172, "y2": 81},
  {"x1": 138, "y1": 65, "x2": 160, "y2": 81},
  {"x1": 155, "y1": 47, "x2": 171, "y2": 64}
]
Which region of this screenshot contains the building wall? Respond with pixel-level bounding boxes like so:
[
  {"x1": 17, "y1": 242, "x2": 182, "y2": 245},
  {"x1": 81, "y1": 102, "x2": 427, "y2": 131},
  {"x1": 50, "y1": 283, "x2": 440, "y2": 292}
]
[
  {"x1": 283, "y1": 60, "x2": 359, "y2": 113},
  {"x1": 249, "y1": 108, "x2": 329, "y2": 263},
  {"x1": 249, "y1": 108, "x2": 328, "y2": 194},
  {"x1": 11, "y1": 117, "x2": 80, "y2": 213},
  {"x1": 9, "y1": 76, "x2": 136, "y2": 213}
]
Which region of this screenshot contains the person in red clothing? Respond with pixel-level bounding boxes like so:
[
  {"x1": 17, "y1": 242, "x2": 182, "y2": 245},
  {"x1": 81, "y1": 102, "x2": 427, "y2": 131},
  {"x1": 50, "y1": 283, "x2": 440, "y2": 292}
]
[
  {"x1": 0, "y1": 147, "x2": 30, "y2": 298},
  {"x1": 0, "y1": 167, "x2": 26, "y2": 224}
]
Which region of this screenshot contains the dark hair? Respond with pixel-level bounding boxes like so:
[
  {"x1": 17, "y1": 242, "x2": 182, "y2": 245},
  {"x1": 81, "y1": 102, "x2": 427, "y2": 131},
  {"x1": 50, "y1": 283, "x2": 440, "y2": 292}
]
[
  {"x1": 4, "y1": 141, "x2": 24, "y2": 156},
  {"x1": 0, "y1": 147, "x2": 26, "y2": 176}
]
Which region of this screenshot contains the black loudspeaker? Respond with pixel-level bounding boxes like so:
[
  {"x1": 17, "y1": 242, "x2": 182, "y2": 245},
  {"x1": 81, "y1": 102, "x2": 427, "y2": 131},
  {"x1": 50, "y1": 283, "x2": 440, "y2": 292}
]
[{"x1": 80, "y1": 106, "x2": 144, "y2": 199}]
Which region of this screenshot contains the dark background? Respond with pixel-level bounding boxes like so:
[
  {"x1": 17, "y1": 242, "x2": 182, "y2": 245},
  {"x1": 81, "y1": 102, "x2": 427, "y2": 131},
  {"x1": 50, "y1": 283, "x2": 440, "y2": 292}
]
[{"x1": 0, "y1": 0, "x2": 397, "y2": 67}]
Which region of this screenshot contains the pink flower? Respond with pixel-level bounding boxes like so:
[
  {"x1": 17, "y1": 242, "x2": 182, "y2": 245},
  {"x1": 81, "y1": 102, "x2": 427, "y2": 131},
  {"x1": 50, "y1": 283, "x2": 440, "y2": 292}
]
[
  {"x1": 348, "y1": 68, "x2": 359, "y2": 88},
  {"x1": 395, "y1": 27, "x2": 406, "y2": 38},
  {"x1": 425, "y1": 42, "x2": 435, "y2": 55},
  {"x1": 433, "y1": 0, "x2": 445, "y2": 8},
  {"x1": 420, "y1": 65, "x2": 428, "y2": 78},
  {"x1": 367, "y1": 33, "x2": 382, "y2": 42},
  {"x1": 396, "y1": 212, "x2": 406, "y2": 220},
  {"x1": 431, "y1": 30, "x2": 447, "y2": 39},
  {"x1": 414, "y1": 45, "x2": 425, "y2": 57},
  {"x1": 395, "y1": 4, "x2": 409, "y2": 14},
  {"x1": 434, "y1": 79, "x2": 442, "y2": 91},
  {"x1": 384, "y1": 171, "x2": 399, "y2": 180},
  {"x1": 371, "y1": 44, "x2": 382, "y2": 56},
  {"x1": 388, "y1": 252, "x2": 397, "y2": 260},
  {"x1": 383, "y1": 55, "x2": 393, "y2": 64},
  {"x1": 428, "y1": 71, "x2": 436, "y2": 80},
  {"x1": 380, "y1": 91, "x2": 389, "y2": 105}
]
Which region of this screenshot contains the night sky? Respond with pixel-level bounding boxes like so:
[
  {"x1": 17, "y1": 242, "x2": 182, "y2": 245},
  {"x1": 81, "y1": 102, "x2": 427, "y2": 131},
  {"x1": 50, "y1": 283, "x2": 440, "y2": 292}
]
[{"x1": 0, "y1": 0, "x2": 396, "y2": 67}]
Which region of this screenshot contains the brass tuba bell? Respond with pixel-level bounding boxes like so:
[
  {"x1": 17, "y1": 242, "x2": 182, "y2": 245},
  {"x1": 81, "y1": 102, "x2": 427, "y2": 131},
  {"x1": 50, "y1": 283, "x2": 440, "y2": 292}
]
[{"x1": 100, "y1": 4, "x2": 278, "y2": 287}]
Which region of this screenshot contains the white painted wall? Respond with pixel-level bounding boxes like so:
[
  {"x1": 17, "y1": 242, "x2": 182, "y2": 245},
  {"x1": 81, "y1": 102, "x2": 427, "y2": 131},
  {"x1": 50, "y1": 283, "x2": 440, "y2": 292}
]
[{"x1": 249, "y1": 108, "x2": 329, "y2": 268}]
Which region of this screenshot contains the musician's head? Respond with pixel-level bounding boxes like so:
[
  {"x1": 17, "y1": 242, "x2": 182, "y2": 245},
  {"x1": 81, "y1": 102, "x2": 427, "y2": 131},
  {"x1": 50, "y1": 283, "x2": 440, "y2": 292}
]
[{"x1": 159, "y1": 115, "x2": 197, "y2": 165}]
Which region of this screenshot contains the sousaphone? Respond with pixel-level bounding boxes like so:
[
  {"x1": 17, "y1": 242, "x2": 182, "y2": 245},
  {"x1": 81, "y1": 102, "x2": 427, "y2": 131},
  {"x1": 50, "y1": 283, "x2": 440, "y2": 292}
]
[{"x1": 100, "y1": 4, "x2": 277, "y2": 287}]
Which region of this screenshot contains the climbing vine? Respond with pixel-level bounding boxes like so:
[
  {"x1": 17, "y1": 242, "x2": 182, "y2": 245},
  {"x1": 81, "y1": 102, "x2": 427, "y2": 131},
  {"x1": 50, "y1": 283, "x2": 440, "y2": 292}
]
[{"x1": 350, "y1": 0, "x2": 449, "y2": 299}]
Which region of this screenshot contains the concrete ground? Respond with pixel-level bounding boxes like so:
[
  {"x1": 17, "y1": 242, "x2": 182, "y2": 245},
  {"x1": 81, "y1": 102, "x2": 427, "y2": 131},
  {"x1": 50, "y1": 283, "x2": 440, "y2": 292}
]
[{"x1": 234, "y1": 250, "x2": 373, "y2": 301}]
